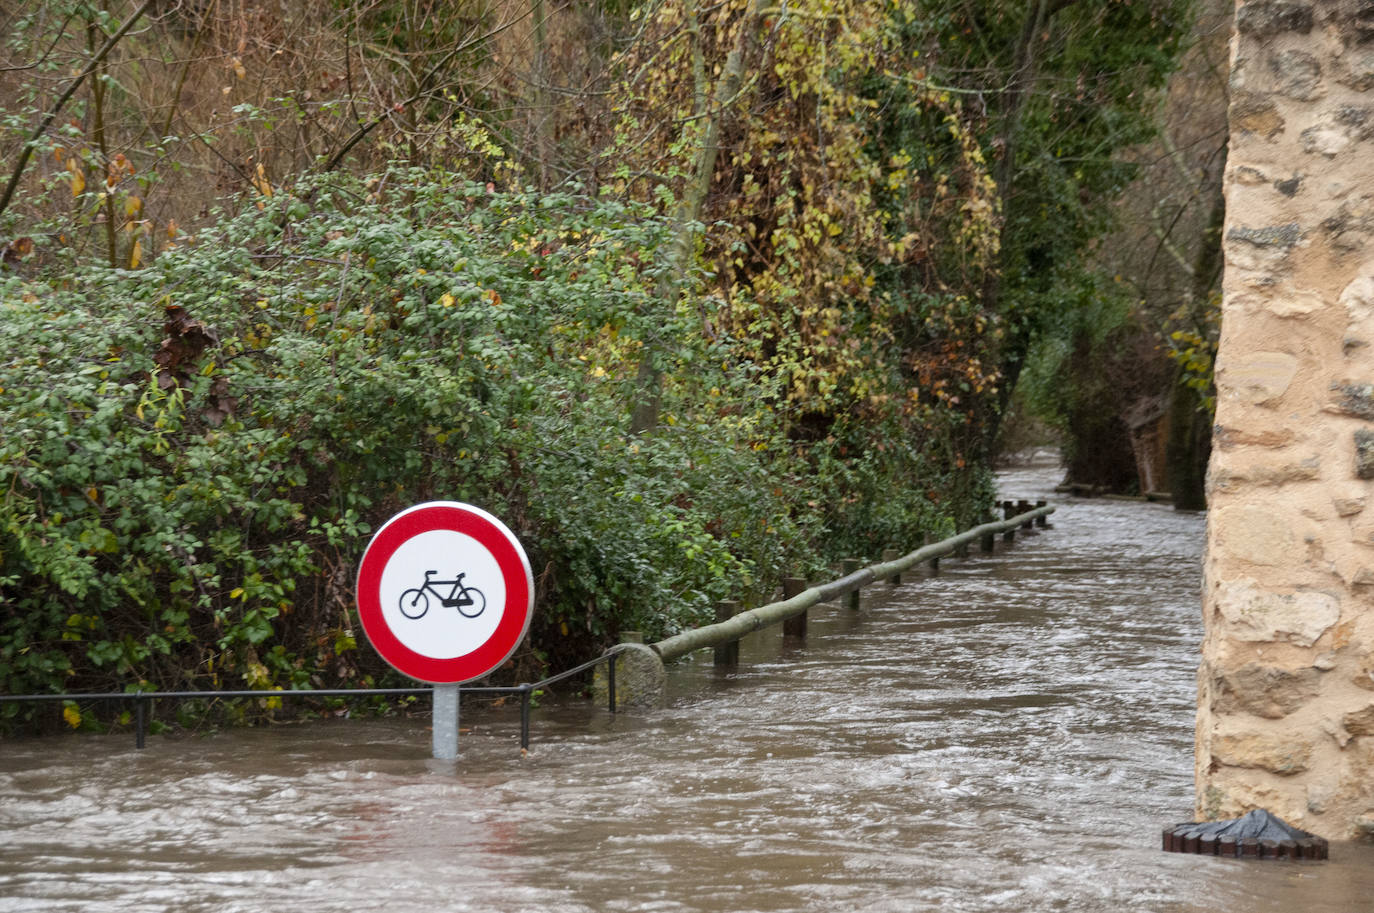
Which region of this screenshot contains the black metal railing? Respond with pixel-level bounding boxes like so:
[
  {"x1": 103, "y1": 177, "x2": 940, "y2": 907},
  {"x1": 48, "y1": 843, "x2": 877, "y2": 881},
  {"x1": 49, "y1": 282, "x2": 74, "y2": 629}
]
[
  {"x1": 1, "y1": 498, "x2": 1055, "y2": 755},
  {"x1": 0, "y1": 644, "x2": 631, "y2": 752}
]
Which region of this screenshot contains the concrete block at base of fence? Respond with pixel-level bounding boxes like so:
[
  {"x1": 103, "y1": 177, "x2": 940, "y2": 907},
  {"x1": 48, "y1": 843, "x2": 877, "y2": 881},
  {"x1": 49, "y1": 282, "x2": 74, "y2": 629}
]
[{"x1": 590, "y1": 643, "x2": 666, "y2": 708}]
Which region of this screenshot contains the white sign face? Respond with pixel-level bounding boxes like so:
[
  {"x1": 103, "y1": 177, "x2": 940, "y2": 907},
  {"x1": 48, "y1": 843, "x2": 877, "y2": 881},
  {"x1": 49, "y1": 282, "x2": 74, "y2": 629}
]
[
  {"x1": 356, "y1": 502, "x2": 534, "y2": 684},
  {"x1": 376, "y1": 528, "x2": 507, "y2": 659}
]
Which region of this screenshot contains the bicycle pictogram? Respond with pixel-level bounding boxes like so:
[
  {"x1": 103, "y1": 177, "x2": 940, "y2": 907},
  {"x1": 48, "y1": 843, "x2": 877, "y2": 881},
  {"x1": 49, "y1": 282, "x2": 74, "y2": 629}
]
[{"x1": 398, "y1": 570, "x2": 486, "y2": 620}]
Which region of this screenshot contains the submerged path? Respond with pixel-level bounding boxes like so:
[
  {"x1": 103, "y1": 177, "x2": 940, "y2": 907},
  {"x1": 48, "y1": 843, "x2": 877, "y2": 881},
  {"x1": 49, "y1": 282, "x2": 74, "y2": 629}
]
[{"x1": 2, "y1": 459, "x2": 1372, "y2": 912}]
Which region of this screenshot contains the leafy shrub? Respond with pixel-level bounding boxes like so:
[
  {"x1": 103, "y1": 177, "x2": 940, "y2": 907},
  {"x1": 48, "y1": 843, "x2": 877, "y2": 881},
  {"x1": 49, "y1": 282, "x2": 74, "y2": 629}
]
[
  {"x1": 0, "y1": 168, "x2": 804, "y2": 702},
  {"x1": 1, "y1": 166, "x2": 982, "y2": 726}
]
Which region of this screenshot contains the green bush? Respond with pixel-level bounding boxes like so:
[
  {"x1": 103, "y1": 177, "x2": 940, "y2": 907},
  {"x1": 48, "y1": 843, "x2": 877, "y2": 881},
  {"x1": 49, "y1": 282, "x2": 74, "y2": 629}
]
[
  {"x1": 1, "y1": 166, "x2": 979, "y2": 722},
  {"x1": 0, "y1": 168, "x2": 796, "y2": 699}
]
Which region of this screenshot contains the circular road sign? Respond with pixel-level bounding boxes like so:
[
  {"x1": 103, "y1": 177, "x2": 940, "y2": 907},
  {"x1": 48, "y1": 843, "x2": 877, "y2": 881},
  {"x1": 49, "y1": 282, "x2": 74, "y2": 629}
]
[{"x1": 355, "y1": 502, "x2": 534, "y2": 684}]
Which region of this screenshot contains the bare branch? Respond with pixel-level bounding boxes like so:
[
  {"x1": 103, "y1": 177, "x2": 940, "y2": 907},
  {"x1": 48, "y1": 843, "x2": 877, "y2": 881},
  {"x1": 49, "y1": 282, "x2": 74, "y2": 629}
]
[
  {"x1": 318, "y1": 8, "x2": 535, "y2": 175},
  {"x1": 0, "y1": 0, "x2": 156, "y2": 222}
]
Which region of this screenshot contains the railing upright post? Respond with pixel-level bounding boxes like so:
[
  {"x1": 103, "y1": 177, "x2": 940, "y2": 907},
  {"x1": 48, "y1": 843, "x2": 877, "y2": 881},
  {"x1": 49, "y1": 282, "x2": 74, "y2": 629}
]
[
  {"x1": 882, "y1": 549, "x2": 900, "y2": 585},
  {"x1": 1036, "y1": 500, "x2": 1049, "y2": 527},
  {"x1": 782, "y1": 577, "x2": 807, "y2": 637},
  {"x1": 607, "y1": 652, "x2": 618, "y2": 713},
  {"x1": 926, "y1": 533, "x2": 940, "y2": 573},
  {"x1": 520, "y1": 684, "x2": 532, "y2": 751},
  {"x1": 713, "y1": 601, "x2": 740, "y2": 666},
  {"x1": 1018, "y1": 500, "x2": 1034, "y2": 529},
  {"x1": 1002, "y1": 501, "x2": 1017, "y2": 543},
  {"x1": 842, "y1": 559, "x2": 862, "y2": 609},
  {"x1": 134, "y1": 694, "x2": 146, "y2": 750}
]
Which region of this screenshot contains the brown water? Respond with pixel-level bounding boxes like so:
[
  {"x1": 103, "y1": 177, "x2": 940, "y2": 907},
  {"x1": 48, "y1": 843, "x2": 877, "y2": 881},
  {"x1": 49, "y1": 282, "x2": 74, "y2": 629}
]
[{"x1": 3, "y1": 461, "x2": 1372, "y2": 913}]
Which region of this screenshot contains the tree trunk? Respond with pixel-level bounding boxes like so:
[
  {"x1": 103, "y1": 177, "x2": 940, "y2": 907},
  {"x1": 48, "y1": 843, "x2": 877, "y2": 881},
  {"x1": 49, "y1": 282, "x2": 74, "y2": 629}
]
[
  {"x1": 629, "y1": 0, "x2": 767, "y2": 434},
  {"x1": 1165, "y1": 141, "x2": 1225, "y2": 511}
]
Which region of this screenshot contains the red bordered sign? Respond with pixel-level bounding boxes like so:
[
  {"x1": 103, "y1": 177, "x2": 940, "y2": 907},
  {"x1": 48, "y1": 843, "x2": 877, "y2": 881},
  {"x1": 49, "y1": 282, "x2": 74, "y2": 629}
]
[{"x1": 355, "y1": 502, "x2": 534, "y2": 684}]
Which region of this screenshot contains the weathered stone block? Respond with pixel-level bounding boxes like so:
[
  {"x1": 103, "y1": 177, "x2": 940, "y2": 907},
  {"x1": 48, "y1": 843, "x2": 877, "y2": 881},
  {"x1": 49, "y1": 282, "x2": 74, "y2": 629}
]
[
  {"x1": 1341, "y1": 274, "x2": 1374, "y2": 315},
  {"x1": 1332, "y1": 382, "x2": 1374, "y2": 419},
  {"x1": 1334, "y1": 496, "x2": 1367, "y2": 516},
  {"x1": 1345, "y1": 703, "x2": 1374, "y2": 738},
  {"x1": 1270, "y1": 50, "x2": 1324, "y2": 100},
  {"x1": 1334, "y1": 558, "x2": 1374, "y2": 587},
  {"x1": 1308, "y1": 782, "x2": 1334, "y2": 813},
  {"x1": 1209, "y1": 454, "x2": 1320, "y2": 492},
  {"x1": 1322, "y1": 197, "x2": 1374, "y2": 253},
  {"x1": 1355, "y1": 653, "x2": 1374, "y2": 691},
  {"x1": 1264, "y1": 287, "x2": 1325, "y2": 317},
  {"x1": 1274, "y1": 174, "x2": 1303, "y2": 197},
  {"x1": 1212, "y1": 730, "x2": 1313, "y2": 775},
  {"x1": 1213, "y1": 662, "x2": 1324, "y2": 718},
  {"x1": 1227, "y1": 223, "x2": 1302, "y2": 248},
  {"x1": 1215, "y1": 507, "x2": 1308, "y2": 567},
  {"x1": 1232, "y1": 165, "x2": 1271, "y2": 184},
  {"x1": 1232, "y1": 99, "x2": 1287, "y2": 137},
  {"x1": 1330, "y1": 0, "x2": 1374, "y2": 44},
  {"x1": 1214, "y1": 576, "x2": 1340, "y2": 646},
  {"x1": 1336, "y1": 105, "x2": 1374, "y2": 139},
  {"x1": 1214, "y1": 425, "x2": 1298, "y2": 450},
  {"x1": 1351, "y1": 516, "x2": 1374, "y2": 546},
  {"x1": 1357, "y1": 429, "x2": 1374, "y2": 479},
  {"x1": 1302, "y1": 124, "x2": 1354, "y2": 157},
  {"x1": 1218, "y1": 351, "x2": 1300, "y2": 404},
  {"x1": 1337, "y1": 49, "x2": 1374, "y2": 91},
  {"x1": 1236, "y1": 0, "x2": 1314, "y2": 37},
  {"x1": 1342, "y1": 275, "x2": 1374, "y2": 347}
]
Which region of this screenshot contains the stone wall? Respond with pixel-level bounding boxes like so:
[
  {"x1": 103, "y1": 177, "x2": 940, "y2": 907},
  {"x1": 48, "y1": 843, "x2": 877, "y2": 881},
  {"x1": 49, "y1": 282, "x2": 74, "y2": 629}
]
[{"x1": 1198, "y1": 0, "x2": 1374, "y2": 841}]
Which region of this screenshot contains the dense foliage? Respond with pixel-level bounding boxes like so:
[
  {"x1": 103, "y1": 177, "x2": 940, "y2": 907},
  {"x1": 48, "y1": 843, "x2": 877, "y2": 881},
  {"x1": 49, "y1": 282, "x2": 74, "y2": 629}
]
[
  {"x1": 1, "y1": 172, "x2": 825, "y2": 701},
  {"x1": 0, "y1": 0, "x2": 1193, "y2": 726}
]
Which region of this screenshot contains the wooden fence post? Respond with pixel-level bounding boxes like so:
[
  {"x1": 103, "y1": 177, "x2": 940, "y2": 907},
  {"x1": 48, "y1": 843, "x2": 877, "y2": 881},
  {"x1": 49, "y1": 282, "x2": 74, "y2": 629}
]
[
  {"x1": 842, "y1": 558, "x2": 861, "y2": 609},
  {"x1": 782, "y1": 577, "x2": 807, "y2": 638},
  {"x1": 882, "y1": 548, "x2": 900, "y2": 585},
  {"x1": 713, "y1": 601, "x2": 740, "y2": 666}
]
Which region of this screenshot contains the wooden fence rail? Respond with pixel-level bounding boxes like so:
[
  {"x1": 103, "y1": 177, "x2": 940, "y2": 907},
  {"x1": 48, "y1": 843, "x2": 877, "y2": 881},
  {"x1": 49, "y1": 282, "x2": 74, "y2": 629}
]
[{"x1": 651, "y1": 502, "x2": 1055, "y2": 663}]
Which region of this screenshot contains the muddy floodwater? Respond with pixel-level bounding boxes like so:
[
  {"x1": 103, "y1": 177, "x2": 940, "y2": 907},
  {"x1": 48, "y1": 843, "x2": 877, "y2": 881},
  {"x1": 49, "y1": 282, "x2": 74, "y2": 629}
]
[{"x1": 3, "y1": 461, "x2": 1373, "y2": 913}]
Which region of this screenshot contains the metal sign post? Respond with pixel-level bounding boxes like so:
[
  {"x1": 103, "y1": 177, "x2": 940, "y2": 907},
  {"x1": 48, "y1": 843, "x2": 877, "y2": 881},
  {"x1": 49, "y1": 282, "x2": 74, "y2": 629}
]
[
  {"x1": 432, "y1": 683, "x2": 460, "y2": 760},
  {"x1": 355, "y1": 502, "x2": 534, "y2": 760}
]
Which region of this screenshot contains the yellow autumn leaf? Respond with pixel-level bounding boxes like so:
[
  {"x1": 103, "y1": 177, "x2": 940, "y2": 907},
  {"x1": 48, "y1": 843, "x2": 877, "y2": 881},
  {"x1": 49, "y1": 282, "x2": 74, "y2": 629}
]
[
  {"x1": 62, "y1": 703, "x2": 81, "y2": 728},
  {"x1": 440, "y1": 292, "x2": 455, "y2": 308},
  {"x1": 125, "y1": 195, "x2": 142, "y2": 217},
  {"x1": 128, "y1": 238, "x2": 142, "y2": 269},
  {"x1": 70, "y1": 169, "x2": 85, "y2": 196},
  {"x1": 230, "y1": 587, "x2": 245, "y2": 599}
]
